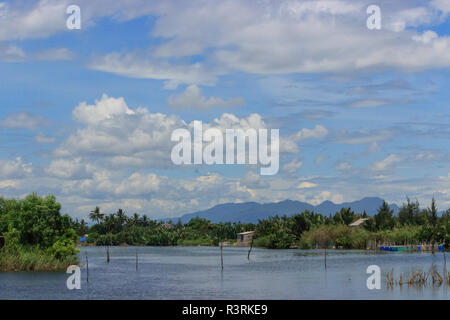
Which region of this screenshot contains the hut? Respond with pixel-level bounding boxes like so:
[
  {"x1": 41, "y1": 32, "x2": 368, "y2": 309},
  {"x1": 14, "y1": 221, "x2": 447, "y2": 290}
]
[
  {"x1": 349, "y1": 218, "x2": 368, "y2": 228},
  {"x1": 236, "y1": 231, "x2": 255, "y2": 246}
]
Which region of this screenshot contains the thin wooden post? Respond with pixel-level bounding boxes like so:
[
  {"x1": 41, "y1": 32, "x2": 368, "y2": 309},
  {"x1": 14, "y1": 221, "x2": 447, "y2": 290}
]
[
  {"x1": 324, "y1": 244, "x2": 327, "y2": 270},
  {"x1": 444, "y1": 247, "x2": 447, "y2": 285},
  {"x1": 220, "y1": 242, "x2": 224, "y2": 271},
  {"x1": 247, "y1": 238, "x2": 254, "y2": 261},
  {"x1": 85, "y1": 253, "x2": 89, "y2": 283},
  {"x1": 136, "y1": 250, "x2": 138, "y2": 272},
  {"x1": 106, "y1": 246, "x2": 110, "y2": 263}
]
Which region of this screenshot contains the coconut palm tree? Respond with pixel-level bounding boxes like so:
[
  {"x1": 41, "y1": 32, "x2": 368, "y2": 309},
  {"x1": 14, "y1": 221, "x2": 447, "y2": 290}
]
[{"x1": 89, "y1": 206, "x2": 104, "y2": 224}]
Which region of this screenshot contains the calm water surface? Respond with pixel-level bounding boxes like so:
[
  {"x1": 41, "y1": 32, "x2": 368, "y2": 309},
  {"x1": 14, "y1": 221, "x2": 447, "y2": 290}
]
[{"x1": 0, "y1": 246, "x2": 448, "y2": 299}]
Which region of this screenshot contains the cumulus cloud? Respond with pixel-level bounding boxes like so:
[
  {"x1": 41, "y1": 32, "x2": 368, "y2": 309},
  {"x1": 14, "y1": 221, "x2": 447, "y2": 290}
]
[
  {"x1": 168, "y1": 85, "x2": 244, "y2": 109},
  {"x1": 46, "y1": 158, "x2": 95, "y2": 179},
  {"x1": 0, "y1": 157, "x2": 32, "y2": 179},
  {"x1": 72, "y1": 94, "x2": 135, "y2": 124}
]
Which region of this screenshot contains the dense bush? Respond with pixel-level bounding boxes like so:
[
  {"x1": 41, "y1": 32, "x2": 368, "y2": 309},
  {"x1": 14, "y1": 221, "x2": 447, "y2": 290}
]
[{"x1": 0, "y1": 194, "x2": 79, "y2": 271}]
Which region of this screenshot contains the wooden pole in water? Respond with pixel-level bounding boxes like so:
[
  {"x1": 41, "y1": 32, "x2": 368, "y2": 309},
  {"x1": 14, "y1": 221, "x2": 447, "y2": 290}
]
[
  {"x1": 136, "y1": 250, "x2": 138, "y2": 272},
  {"x1": 86, "y1": 253, "x2": 89, "y2": 283},
  {"x1": 444, "y1": 246, "x2": 447, "y2": 283},
  {"x1": 220, "y1": 242, "x2": 224, "y2": 271},
  {"x1": 106, "y1": 246, "x2": 110, "y2": 263},
  {"x1": 247, "y1": 238, "x2": 254, "y2": 261},
  {"x1": 324, "y1": 244, "x2": 327, "y2": 270}
]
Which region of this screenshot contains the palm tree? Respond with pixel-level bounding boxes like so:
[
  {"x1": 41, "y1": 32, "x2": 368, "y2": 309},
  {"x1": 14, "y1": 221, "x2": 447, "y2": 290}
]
[
  {"x1": 89, "y1": 206, "x2": 104, "y2": 224},
  {"x1": 116, "y1": 209, "x2": 127, "y2": 226}
]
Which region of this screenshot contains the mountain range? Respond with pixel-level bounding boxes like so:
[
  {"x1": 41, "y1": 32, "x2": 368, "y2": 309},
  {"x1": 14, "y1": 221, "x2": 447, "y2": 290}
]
[{"x1": 172, "y1": 197, "x2": 400, "y2": 224}]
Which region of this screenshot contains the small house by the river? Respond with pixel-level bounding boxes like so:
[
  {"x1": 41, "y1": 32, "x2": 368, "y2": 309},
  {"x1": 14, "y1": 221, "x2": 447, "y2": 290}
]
[{"x1": 236, "y1": 231, "x2": 255, "y2": 246}]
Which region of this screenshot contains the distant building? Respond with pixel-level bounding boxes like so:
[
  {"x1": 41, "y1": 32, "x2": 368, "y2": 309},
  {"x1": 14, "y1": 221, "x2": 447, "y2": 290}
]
[
  {"x1": 236, "y1": 231, "x2": 255, "y2": 246},
  {"x1": 162, "y1": 223, "x2": 174, "y2": 229},
  {"x1": 349, "y1": 218, "x2": 369, "y2": 228}
]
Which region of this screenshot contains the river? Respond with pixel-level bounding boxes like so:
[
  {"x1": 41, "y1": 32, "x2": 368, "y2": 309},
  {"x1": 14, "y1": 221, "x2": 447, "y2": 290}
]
[{"x1": 0, "y1": 246, "x2": 448, "y2": 299}]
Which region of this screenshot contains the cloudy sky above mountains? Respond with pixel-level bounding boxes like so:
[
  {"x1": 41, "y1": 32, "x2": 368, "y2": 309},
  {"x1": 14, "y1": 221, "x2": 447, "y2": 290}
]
[{"x1": 1, "y1": 0, "x2": 449, "y2": 219}]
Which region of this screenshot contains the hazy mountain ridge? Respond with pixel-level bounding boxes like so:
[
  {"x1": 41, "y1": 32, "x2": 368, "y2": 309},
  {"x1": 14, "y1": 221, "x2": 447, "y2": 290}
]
[{"x1": 174, "y1": 197, "x2": 400, "y2": 224}]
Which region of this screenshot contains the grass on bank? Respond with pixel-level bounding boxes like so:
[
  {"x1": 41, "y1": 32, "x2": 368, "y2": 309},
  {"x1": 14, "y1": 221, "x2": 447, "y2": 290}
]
[{"x1": 0, "y1": 246, "x2": 78, "y2": 272}]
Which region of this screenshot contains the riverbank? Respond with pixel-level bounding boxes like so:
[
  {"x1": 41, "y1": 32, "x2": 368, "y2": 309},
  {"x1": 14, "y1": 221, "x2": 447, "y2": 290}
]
[{"x1": 0, "y1": 246, "x2": 78, "y2": 272}]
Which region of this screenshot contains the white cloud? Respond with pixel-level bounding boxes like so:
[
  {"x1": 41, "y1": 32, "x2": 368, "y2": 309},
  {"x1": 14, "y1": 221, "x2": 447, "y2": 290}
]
[
  {"x1": 168, "y1": 85, "x2": 244, "y2": 109},
  {"x1": 293, "y1": 125, "x2": 328, "y2": 141},
  {"x1": 432, "y1": 0, "x2": 450, "y2": 14},
  {"x1": 0, "y1": 43, "x2": 26, "y2": 62},
  {"x1": 371, "y1": 154, "x2": 403, "y2": 172},
  {"x1": 0, "y1": 157, "x2": 32, "y2": 179},
  {"x1": 240, "y1": 171, "x2": 269, "y2": 189},
  {"x1": 283, "y1": 158, "x2": 303, "y2": 174},
  {"x1": 46, "y1": 158, "x2": 94, "y2": 179},
  {"x1": 297, "y1": 181, "x2": 317, "y2": 189},
  {"x1": 336, "y1": 162, "x2": 352, "y2": 172},
  {"x1": 0, "y1": 112, "x2": 47, "y2": 130},
  {"x1": 334, "y1": 129, "x2": 394, "y2": 145},
  {"x1": 90, "y1": 53, "x2": 217, "y2": 88},
  {"x1": 350, "y1": 99, "x2": 390, "y2": 108},
  {"x1": 35, "y1": 133, "x2": 56, "y2": 144},
  {"x1": 412, "y1": 30, "x2": 438, "y2": 44},
  {"x1": 72, "y1": 94, "x2": 135, "y2": 125},
  {"x1": 0, "y1": 1, "x2": 68, "y2": 41},
  {"x1": 35, "y1": 47, "x2": 73, "y2": 61}
]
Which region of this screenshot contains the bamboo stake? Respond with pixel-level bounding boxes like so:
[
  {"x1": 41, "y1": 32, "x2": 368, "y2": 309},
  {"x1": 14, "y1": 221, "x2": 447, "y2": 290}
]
[
  {"x1": 247, "y1": 238, "x2": 254, "y2": 261},
  {"x1": 220, "y1": 242, "x2": 224, "y2": 271},
  {"x1": 136, "y1": 250, "x2": 138, "y2": 272},
  {"x1": 85, "y1": 253, "x2": 89, "y2": 283},
  {"x1": 106, "y1": 246, "x2": 110, "y2": 263},
  {"x1": 443, "y1": 248, "x2": 447, "y2": 285}
]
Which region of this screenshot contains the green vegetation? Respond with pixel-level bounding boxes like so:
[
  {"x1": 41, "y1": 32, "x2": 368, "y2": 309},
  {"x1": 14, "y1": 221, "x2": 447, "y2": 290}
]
[
  {"x1": 254, "y1": 199, "x2": 449, "y2": 249},
  {"x1": 1, "y1": 193, "x2": 448, "y2": 272},
  {"x1": 81, "y1": 211, "x2": 254, "y2": 247},
  {"x1": 74, "y1": 197, "x2": 449, "y2": 251},
  {"x1": 0, "y1": 194, "x2": 79, "y2": 272}
]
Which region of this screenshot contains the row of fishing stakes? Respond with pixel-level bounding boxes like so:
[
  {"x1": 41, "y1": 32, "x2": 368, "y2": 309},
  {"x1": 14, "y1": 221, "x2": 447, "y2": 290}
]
[{"x1": 84, "y1": 247, "x2": 140, "y2": 283}]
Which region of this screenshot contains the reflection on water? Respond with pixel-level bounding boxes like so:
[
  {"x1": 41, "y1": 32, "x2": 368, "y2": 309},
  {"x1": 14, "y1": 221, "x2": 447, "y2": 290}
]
[{"x1": 0, "y1": 246, "x2": 448, "y2": 300}]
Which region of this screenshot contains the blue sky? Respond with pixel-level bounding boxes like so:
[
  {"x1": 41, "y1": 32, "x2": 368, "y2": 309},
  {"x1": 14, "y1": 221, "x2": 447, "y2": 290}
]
[{"x1": 0, "y1": 0, "x2": 449, "y2": 219}]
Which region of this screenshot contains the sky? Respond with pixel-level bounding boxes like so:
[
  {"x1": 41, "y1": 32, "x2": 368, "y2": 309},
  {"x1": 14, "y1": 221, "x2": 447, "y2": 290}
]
[{"x1": 0, "y1": 0, "x2": 449, "y2": 220}]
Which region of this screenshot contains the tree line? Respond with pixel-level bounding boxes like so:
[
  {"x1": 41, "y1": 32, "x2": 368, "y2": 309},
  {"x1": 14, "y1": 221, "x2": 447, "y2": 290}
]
[
  {"x1": 1, "y1": 194, "x2": 448, "y2": 255},
  {"x1": 73, "y1": 197, "x2": 449, "y2": 250}
]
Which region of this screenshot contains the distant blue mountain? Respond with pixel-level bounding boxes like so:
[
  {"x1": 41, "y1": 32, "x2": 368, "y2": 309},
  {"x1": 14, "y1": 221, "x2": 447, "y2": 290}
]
[{"x1": 173, "y1": 197, "x2": 399, "y2": 224}]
